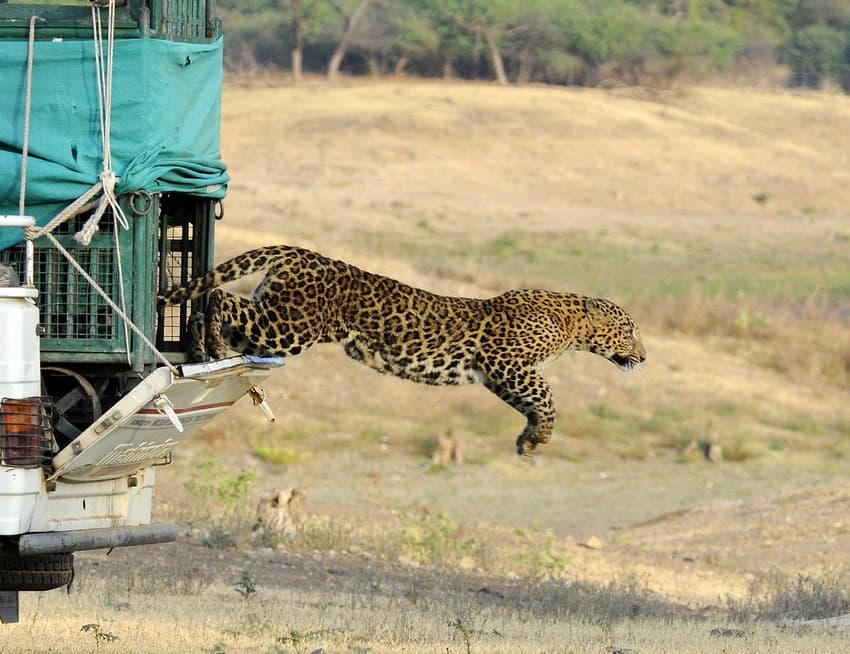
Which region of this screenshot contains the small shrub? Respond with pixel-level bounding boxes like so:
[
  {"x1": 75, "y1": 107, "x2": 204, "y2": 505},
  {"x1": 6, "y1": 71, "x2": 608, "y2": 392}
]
[
  {"x1": 722, "y1": 435, "x2": 766, "y2": 462},
  {"x1": 185, "y1": 457, "x2": 260, "y2": 548},
  {"x1": 235, "y1": 566, "x2": 257, "y2": 599},
  {"x1": 187, "y1": 459, "x2": 259, "y2": 502},
  {"x1": 251, "y1": 435, "x2": 307, "y2": 465},
  {"x1": 447, "y1": 618, "x2": 472, "y2": 654},
  {"x1": 400, "y1": 510, "x2": 479, "y2": 567},
  {"x1": 520, "y1": 527, "x2": 572, "y2": 580},
  {"x1": 81, "y1": 624, "x2": 119, "y2": 648}
]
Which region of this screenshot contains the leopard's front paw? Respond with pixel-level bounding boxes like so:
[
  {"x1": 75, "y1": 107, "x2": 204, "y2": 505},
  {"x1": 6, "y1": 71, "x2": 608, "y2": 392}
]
[
  {"x1": 186, "y1": 312, "x2": 208, "y2": 362},
  {"x1": 515, "y1": 432, "x2": 550, "y2": 457}
]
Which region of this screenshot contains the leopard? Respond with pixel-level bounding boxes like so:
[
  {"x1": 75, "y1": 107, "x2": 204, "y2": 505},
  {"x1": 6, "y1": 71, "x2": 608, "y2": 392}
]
[{"x1": 158, "y1": 244, "x2": 646, "y2": 455}]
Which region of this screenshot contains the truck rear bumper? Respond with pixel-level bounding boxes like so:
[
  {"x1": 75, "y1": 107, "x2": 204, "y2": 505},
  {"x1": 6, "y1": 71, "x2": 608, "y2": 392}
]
[{"x1": 17, "y1": 523, "x2": 178, "y2": 555}]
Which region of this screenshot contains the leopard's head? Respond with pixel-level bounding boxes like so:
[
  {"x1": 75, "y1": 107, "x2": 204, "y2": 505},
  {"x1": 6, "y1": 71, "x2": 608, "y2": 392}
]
[{"x1": 583, "y1": 297, "x2": 646, "y2": 371}]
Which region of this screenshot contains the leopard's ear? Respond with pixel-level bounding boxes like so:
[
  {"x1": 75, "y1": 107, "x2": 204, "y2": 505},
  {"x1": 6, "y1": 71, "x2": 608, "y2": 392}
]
[{"x1": 585, "y1": 297, "x2": 609, "y2": 326}]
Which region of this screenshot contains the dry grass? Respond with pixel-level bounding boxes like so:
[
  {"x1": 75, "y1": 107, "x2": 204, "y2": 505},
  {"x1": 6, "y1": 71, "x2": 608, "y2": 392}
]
[
  {"x1": 5, "y1": 571, "x2": 850, "y2": 654},
  {"x1": 649, "y1": 294, "x2": 850, "y2": 389},
  {"x1": 728, "y1": 571, "x2": 850, "y2": 622}
]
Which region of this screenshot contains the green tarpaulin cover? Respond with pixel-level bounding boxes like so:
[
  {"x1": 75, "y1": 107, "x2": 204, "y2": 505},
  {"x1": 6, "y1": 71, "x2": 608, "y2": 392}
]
[{"x1": 0, "y1": 36, "x2": 228, "y2": 250}]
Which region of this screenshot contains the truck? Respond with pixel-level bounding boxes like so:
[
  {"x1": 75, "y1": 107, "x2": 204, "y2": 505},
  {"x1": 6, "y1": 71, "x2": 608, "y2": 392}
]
[{"x1": 0, "y1": 0, "x2": 280, "y2": 623}]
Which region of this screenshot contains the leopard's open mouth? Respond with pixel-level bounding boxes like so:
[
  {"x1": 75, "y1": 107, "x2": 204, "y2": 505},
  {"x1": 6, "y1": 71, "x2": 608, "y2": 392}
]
[{"x1": 610, "y1": 353, "x2": 638, "y2": 371}]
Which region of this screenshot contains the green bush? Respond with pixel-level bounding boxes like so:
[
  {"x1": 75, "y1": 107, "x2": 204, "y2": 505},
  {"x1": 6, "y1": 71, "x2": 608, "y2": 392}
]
[{"x1": 781, "y1": 24, "x2": 849, "y2": 88}]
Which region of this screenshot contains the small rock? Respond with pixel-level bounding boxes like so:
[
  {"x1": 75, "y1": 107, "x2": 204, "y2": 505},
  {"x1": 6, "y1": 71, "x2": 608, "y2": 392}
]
[
  {"x1": 581, "y1": 536, "x2": 605, "y2": 550},
  {"x1": 458, "y1": 555, "x2": 476, "y2": 570}
]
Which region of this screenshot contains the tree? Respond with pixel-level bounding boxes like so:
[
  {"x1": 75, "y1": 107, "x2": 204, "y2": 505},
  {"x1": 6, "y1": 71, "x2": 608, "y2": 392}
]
[
  {"x1": 388, "y1": 2, "x2": 441, "y2": 76},
  {"x1": 346, "y1": 2, "x2": 440, "y2": 76},
  {"x1": 423, "y1": 0, "x2": 521, "y2": 84},
  {"x1": 327, "y1": 0, "x2": 373, "y2": 81},
  {"x1": 781, "y1": 23, "x2": 848, "y2": 87},
  {"x1": 405, "y1": 0, "x2": 470, "y2": 78},
  {"x1": 291, "y1": 0, "x2": 305, "y2": 82},
  {"x1": 507, "y1": 2, "x2": 566, "y2": 83}
]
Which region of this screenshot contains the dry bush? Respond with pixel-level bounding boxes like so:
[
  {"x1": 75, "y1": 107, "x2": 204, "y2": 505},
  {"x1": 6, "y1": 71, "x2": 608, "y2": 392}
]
[
  {"x1": 646, "y1": 293, "x2": 850, "y2": 389},
  {"x1": 757, "y1": 320, "x2": 850, "y2": 389},
  {"x1": 727, "y1": 570, "x2": 850, "y2": 622},
  {"x1": 524, "y1": 577, "x2": 681, "y2": 622}
]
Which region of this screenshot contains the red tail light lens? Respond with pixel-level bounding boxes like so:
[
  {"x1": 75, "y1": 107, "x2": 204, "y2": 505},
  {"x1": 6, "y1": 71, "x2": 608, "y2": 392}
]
[{"x1": 0, "y1": 397, "x2": 43, "y2": 467}]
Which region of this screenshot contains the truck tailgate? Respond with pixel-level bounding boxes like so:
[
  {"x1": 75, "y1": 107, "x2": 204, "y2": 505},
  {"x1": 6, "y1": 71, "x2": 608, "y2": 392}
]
[{"x1": 50, "y1": 356, "x2": 283, "y2": 482}]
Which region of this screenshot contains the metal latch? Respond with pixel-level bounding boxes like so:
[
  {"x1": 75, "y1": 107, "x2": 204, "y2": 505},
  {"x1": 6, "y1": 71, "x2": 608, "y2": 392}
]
[
  {"x1": 248, "y1": 386, "x2": 276, "y2": 422},
  {"x1": 152, "y1": 394, "x2": 183, "y2": 433}
]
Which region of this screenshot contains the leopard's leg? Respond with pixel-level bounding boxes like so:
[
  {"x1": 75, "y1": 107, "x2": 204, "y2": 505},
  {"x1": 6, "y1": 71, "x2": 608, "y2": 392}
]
[
  {"x1": 206, "y1": 289, "x2": 325, "y2": 359},
  {"x1": 186, "y1": 312, "x2": 207, "y2": 361},
  {"x1": 479, "y1": 361, "x2": 555, "y2": 456},
  {"x1": 342, "y1": 336, "x2": 395, "y2": 375},
  {"x1": 203, "y1": 288, "x2": 233, "y2": 359}
]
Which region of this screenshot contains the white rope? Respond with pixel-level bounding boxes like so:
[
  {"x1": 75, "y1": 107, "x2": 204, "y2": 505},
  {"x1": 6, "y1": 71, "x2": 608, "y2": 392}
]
[
  {"x1": 39, "y1": 230, "x2": 179, "y2": 375},
  {"x1": 25, "y1": 189, "x2": 178, "y2": 375},
  {"x1": 18, "y1": 15, "x2": 40, "y2": 217},
  {"x1": 17, "y1": 15, "x2": 41, "y2": 286},
  {"x1": 24, "y1": 181, "x2": 103, "y2": 241},
  {"x1": 76, "y1": 0, "x2": 128, "y2": 247},
  {"x1": 88, "y1": 0, "x2": 132, "y2": 366},
  {"x1": 113, "y1": 209, "x2": 132, "y2": 367},
  {"x1": 18, "y1": 1, "x2": 178, "y2": 376}
]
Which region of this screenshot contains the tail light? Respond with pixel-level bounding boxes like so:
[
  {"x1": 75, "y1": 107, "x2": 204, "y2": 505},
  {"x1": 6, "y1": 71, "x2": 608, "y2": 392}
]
[{"x1": 0, "y1": 397, "x2": 50, "y2": 467}]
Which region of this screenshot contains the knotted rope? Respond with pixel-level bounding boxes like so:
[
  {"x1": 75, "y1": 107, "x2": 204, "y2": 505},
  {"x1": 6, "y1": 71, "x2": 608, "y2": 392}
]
[{"x1": 17, "y1": 4, "x2": 178, "y2": 375}]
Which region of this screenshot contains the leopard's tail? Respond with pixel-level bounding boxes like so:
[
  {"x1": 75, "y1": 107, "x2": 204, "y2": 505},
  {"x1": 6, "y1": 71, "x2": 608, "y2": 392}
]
[{"x1": 157, "y1": 244, "x2": 292, "y2": 306}]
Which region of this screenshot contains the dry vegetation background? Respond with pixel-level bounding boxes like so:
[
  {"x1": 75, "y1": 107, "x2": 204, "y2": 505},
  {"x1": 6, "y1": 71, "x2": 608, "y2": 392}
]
[{"x1": 5, "y1": 79, "x2": 850, "y2": 652}]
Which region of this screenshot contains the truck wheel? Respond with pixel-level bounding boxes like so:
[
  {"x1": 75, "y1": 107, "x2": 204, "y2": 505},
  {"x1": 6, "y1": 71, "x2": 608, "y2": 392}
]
[{"x1": 0, "y1": 554, "x2": 74, "y2": 591}]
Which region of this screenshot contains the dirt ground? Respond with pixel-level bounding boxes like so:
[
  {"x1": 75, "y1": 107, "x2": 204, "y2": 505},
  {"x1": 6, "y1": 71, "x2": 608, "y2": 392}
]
[{"x1": 76, "y1": 461, "x2": 850, "y2": 607}]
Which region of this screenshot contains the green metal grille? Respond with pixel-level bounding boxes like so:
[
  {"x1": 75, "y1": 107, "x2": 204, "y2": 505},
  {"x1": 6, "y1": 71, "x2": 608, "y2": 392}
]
[
  {"x1": 153, "y1": 0, "x2": 217, "y2": 41},
  {"x1": 0, "y1": 208, "x2": 131, "y2": 355},
  {"x1": 1, "y1": 194, "x2": 214, "y2": 371},
  {"x1": 0, "y1": 1, "x2": 220, "y2": 43},
  {"x1": 155, "y1": 194, "x2": 215, "y2": 354},
  {"x1": 35, "y1": 246, "x2": 117, "y2": 341}
]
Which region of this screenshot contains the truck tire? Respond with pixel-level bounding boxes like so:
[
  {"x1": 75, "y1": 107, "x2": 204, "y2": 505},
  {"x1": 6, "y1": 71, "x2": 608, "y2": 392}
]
[{"x1": 0, "y1": 554, "x2": 74, "y2": 591}]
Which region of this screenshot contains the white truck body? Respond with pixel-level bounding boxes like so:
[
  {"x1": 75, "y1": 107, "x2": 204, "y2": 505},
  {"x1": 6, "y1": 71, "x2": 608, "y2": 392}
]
[
  {"x1": 1, "y1": 360, "x2": 278, "y2": 535},
  {"x1": 0, "y1": 274, "x2": 282, "y2": 623}
]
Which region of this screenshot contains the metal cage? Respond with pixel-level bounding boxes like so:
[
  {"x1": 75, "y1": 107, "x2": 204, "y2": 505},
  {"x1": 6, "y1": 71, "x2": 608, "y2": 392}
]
[
  {"x1": 0, "y1": 193, "x2": 216, "y2": 371},
  {"x1": 0, "y1": 1, "x2": 221, "y2": 42}
]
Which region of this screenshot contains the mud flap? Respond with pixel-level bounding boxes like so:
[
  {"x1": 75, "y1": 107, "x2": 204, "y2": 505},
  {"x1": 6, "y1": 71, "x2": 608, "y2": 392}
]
[
  {"x1": 0, "y1": 591, "x2": 18, "y2": 624},
  {"x1": 49, "y1": 356, "x2": 284, "y2": 482}
]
